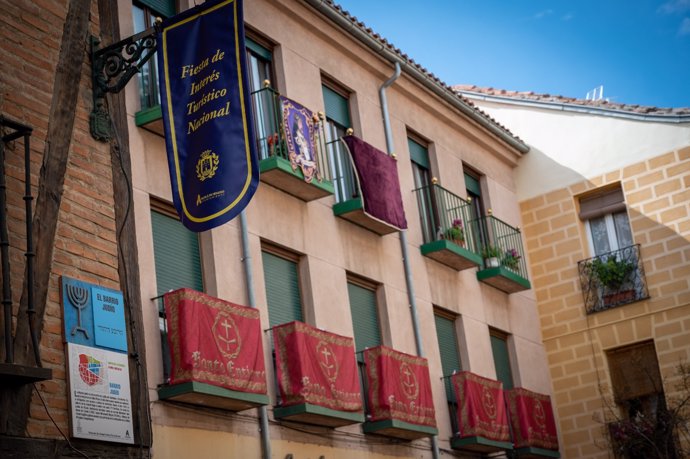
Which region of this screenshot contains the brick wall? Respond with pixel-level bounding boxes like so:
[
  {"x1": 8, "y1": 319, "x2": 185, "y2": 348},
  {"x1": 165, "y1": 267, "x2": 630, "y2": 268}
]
[
  {"x1": 1, "y1": 0, "x2": 118, "y2": 440},
  {"x1": 520, "y1": 146, "x2": 690, "y2": 458}
]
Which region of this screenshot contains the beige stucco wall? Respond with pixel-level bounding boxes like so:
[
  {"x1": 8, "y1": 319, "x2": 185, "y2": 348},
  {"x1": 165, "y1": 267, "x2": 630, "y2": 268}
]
[
  {"x1": 520, "y1": 147, "x2": 690, "y2": 458},
  {"x1": 123, "y1": 0, "x2": 553, "y2": 457}
]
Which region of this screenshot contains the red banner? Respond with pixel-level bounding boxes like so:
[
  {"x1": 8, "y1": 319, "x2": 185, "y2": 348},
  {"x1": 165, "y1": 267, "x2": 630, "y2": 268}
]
[
  {"x1": 273, "y1": 321, "x2": 362, "y2": 412},
  {"x1": 506, "y1": 388, "x2": 559, "y2": 450},
  {"x1": 164, "y1": 288, "x2": 267, "y2": 394},
  {"x1": 451, "y1": 372, "x2": 510, "y2": 442},
  {"x1": 364, "y1": 346, "x2": 436, "y2": 428}
]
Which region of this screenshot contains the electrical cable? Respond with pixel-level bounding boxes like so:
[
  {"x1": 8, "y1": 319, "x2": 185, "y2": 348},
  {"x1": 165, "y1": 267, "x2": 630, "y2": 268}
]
[{"x1": 33, "y1": 383, "x2": 90, "y2": 459}]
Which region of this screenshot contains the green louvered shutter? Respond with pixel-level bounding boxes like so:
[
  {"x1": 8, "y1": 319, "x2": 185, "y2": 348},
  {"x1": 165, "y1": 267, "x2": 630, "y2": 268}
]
[
  {"x1": 464, "y1": 172, "x2": 481, "y2": 197},
  {"x1": 246, "y1": 37, "x2": 272, "y2": 62},
  {"x1": 262, "y1": 252, "x2": 303, "y2": 327},
  {"x1": 151, "y1": 210, "x2": 203, "y2": 296},
  {"x1": 138, "y1": 0, "x2": 175, "y2": 18},
  {"x1": 322, "y1": 85, "x2": 351, "y2": 128},
  {"x1": 490, "y1": 333, "x2": 514, "y2": 390},
  {"x1": 408, "y1": 138, "x2": 430, "y2": 169},
  {"x1": 434, "y1": 313, "x2": 461, "y2": 399},
  {"x1": 347, "y1": 283, "x2": 381, "y2": 353}
]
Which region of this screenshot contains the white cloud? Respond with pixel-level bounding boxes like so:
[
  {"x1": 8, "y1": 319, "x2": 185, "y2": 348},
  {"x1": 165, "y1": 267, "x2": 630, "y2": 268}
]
[
  {"x1": 659, "y1": 0, "x2": 690, "y2": 14},
  {"x1": 561, "y1": 13, "x2": 574, "y2": 21},
  {"x1": 679, "y1": 17, "x2": 690, "y2": 35},
  {"x1": 534, "y1": 9, "x2": 553, "y2": 19}
]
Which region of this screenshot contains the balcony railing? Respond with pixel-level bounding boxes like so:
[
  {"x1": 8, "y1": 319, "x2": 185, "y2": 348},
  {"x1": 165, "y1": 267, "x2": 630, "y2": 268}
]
[
  {"x1": 479, "y1": 215, "x2": 528, "y2": 278},
  {"x1": 577, "y1": 244, "x2": 649, "y2": 314},
  {"x1": 414, "y1": 184, "x2": 483, "y2": 270}
]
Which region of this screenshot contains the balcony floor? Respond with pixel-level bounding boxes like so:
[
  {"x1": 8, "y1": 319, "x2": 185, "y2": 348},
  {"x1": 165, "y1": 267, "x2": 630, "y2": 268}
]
[
  {"x1": 333, "y1": 198, "x2": 399, "y2": 235},
  {"x1": 421, "y1": 240, "x2": 483, "y2": 271},
  {"x1": 274, "y1": 403, "x2": 364, "y2": 428},
  {"x1": 363, "y1": 419, "x2": 438, "y2": 441},
  {"x1": 451, "y1": 435, "x2": 513, "y2": 454},
  {"x1": 477, "y1": 266, "x2": 531, "y2": 293},
  {"x1": 260, "y1": 156, "x2": 334, "y2": 201},
  {"x1": 158, "y1": 381, "x2": 268, "y2": 412}
]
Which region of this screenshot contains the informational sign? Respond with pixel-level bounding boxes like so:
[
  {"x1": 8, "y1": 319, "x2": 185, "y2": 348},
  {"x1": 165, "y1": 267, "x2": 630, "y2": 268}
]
[
  {"x1": 61, "y1": 276, "x2": 128, "y2": 352},
  {"x1": 67, "y1": 343, "x2": 134, "y2": 444},
  {"x1": 92, "y1": 287, "x2": 127, "y2": 352}
]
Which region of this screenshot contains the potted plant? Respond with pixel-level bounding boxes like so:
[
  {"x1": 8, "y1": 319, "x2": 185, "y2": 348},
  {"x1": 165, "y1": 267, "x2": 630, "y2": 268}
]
[
  {"x1": 590, "y1": 256, "x2": 636, "y2": 306},
  {"x1": 481, "y1": 244, "x2": 501, "y2": 268},
  {"x1": 502, "y1": 248, "x2": 521, "y2": 271},
  {"x1": 444, "y1": 219, "x2": 465, "y2": 247}
]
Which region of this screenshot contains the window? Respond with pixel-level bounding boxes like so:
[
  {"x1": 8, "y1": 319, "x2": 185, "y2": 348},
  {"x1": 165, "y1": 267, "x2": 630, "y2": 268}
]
[
  {"x1": 347, "y1": 279, "x2": 381, "y2": 353},
  {"x1": 490, "y1": 329, "x2": 513, "y2": 390},
  {"x1": 262, "y1": 249, "x2": 304, "y2": 327},
  {"x1": 580, "y1": 187, "x2": 633, "y2": 256},
  {"x1": 133, "y1": 1, "x2": 175, "y2": 109},
  {"x1": 464, "y1": 169, "x2": 488, "y2": 249},
  {"x1": 246, "y1": 37, "x2": 277, "y2": 160},
  {"x1": 434, "y1": 309, "x2": 462, "y2": 397},
  {"x1": 409, "y1": 137, "x2": 434, "y2": 242},
  {"x1": 151, "y1": 206, "x2": 202, "y2": 380},
  {"x1": 151, "y1": 208, "x2": 203, "y2": 296},
  {"x1": 607, "y1": 341, "x2": 664, "y2": 419},
  {"x1": 322, "y1": 83, "x2": 354, "y2": 203}
]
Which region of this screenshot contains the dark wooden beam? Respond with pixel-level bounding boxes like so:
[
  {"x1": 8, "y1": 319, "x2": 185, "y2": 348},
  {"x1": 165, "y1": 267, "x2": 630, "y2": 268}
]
[{"x1": 98, "y1": 0, "x2": 153, "y2": 447}]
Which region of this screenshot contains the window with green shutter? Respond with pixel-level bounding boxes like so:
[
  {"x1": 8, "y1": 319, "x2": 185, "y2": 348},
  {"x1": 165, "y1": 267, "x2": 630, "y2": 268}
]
[
  {"x1": 151, "y1": 210, "x2": 203, "y2": 296},
  {"x1": 347, "y1": 281, "x2": 381, "y2": 353},
  {"x1": 490, "y1": 331, "x2": 514, "y2": 390},
  {"x1": 262, "y1": 251, "x2": 304, "y2": 327},
  {"x1": 322, "y1": 83, "x2": 356, "y2": 203},
  {"x1": 151, "y1": 208, "x2": 202, "y2": 381},
  {"x1": 434, "y1": 311, "x2": 461, "y2": 399}
]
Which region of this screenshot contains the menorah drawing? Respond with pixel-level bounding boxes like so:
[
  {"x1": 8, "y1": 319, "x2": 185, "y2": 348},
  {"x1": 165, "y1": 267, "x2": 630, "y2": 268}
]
[{"x1": 67, "y1": 283, "x2": 89, "y2": 339}]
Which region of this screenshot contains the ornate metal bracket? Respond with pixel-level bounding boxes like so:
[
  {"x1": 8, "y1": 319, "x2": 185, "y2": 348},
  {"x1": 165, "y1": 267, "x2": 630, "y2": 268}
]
[{"x1": 90, "y1": 25, "x2": 159, "y2": 141}]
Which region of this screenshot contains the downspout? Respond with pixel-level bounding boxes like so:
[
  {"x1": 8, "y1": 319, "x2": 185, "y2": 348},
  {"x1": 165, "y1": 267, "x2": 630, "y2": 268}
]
[
  {"x1": 239, "y1": 210, "x2": 272, "y2": 459},
  {"x1": 379, "y1": 62, "x2": 441, "y2": 459}
]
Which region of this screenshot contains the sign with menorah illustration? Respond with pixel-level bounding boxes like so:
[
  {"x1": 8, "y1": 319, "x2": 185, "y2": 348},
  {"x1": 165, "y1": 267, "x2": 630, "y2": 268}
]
[{"x1": 61, "y1": 276, "x2": 127, "y2": 352}]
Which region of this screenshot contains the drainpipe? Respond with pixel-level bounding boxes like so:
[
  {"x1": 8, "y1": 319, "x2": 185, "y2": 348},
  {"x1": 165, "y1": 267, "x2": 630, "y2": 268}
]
[
  {"x1": 239, "y1": 210, "x2": 272, "y2": 459},
  {"x1": 379, "y1": 62, "x2": 441, "y2": 459}
]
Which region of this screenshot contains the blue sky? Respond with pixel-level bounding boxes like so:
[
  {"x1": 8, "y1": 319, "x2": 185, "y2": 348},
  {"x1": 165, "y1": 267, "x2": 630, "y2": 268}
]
[{"x1": 334, "y1": 0, "x2": 690, "y2": 108}]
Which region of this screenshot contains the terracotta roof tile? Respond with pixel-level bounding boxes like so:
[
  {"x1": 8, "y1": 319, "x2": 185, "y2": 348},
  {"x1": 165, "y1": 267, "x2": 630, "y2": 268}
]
[{"x1": 453, "y1": 85, "x2": 690, "y2": 116}]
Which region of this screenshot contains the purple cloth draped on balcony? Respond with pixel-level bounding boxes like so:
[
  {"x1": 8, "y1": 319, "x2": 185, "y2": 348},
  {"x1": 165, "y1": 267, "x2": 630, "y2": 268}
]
[{"x1": 341, "y1": 135, "x2": 407, "y2": 230}]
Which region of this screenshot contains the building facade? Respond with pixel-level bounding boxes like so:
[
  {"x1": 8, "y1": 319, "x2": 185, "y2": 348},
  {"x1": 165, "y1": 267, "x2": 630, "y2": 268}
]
[
  {"x1": 1, "y1": 1, "x2": 556, "y2": 457},
  {"x1": 457, "y1": 86, "x2": 690, "y2": 458}
]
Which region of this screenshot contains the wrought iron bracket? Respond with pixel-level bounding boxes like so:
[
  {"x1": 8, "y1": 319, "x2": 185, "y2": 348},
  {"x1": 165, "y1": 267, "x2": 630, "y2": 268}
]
[{"x1": 90, "y1": 25, "x2": 159, "y2": 141}]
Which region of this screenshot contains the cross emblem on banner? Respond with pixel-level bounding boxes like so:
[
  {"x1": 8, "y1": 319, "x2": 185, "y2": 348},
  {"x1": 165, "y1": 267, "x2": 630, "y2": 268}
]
[
  {"x1": 213, "y1": 312, "x2": 241, "y2": 359},
  {"x1": 316, "y1": 341, "x2": 338, "y2": 382},
  {"x1": 400, "y1": 362, "x2": 419, "y2": 400}
]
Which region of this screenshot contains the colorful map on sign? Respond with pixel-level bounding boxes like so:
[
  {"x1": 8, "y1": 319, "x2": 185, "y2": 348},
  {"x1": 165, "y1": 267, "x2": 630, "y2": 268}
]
[{"x1": 78, "y1": 354, "x2": 104, "y2": 386}]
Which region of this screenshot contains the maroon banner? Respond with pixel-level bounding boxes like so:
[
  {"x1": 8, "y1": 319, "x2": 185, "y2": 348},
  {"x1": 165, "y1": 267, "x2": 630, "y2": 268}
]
[
  {"x1": 451, "y1": 372, "x2": 510, "y2": 442},
  {"x1": 364, "y1": 346, "x2": 436, "y2": 427},
  {"x1": 164, "y1": 288, "x2": 267, "y2": 394},
  {"x1": 506, "y1": 388, "x2": 559, "y2": 450},
  {"x1": 341, "y1": 135, "x2": 407, "y2": 230},
  {"x1": 273, "y1": 321, "x2": 362, "y2": 411}
]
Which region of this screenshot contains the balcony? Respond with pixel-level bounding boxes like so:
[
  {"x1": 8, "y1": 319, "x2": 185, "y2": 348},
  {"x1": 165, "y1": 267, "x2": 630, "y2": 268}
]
[
  {"x1": 577, "y1": 244, "x2": 649, "y2": 314},
  {"x1": 414, "y1": 184, "x2": 483, "y2": 270},
  {"x1": 134, "y1": 104, "x2": 164, "y2": 136},
  {"x1": 157, "y1": 289, "x2": 269, "y2": 412},
  {"x1": 252, "y1": 86, "x2": 334, "y2": 201},
  {"x1": 271, "y1": 321, "x2": 364, "y2": 427},
  {"x1": 361, "y1": 346, "x2": 438, "y2": 440},
  {"x1": 505, "y1": 388, "x2": 560, "y2": 458},
  {"x1": 447, "y1": 372, "x2": 513, "y2": 454},
  {"x1": 475, "y1": 215, "x2": 531, "y2": 293}
]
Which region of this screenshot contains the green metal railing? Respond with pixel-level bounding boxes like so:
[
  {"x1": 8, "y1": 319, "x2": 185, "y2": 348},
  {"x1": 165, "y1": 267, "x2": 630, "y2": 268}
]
[
  {"x1": 250, "y1": 86, "x2": 333, "y2": 183},
  {"x1": 413, "y1": 184, "x2": 480, "y2": 256},
  {"x1": 480, "y1": 214, "x2": 528, "y2": 278}
]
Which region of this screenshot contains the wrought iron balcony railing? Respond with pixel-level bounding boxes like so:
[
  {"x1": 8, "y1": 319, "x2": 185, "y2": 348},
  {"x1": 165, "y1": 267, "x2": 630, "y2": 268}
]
[
  {"x1": 480, "y1": 214, "x2": 529, "y2": 279},
  {"x1": 413, "y1": 184, "x2": 480, "y2": 254},
  {"x1": 249, "y1": 85, "x2": 333, "y2": 183},
  {"x1": 577, "y1": 244, "x2": 649, "y2": 314}
]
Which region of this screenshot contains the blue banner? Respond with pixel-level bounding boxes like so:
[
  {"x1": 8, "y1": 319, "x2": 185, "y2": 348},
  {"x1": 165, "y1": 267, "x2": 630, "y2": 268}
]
[{"x1": 157, "y1": 0, "x2": 258, "y2": 232}]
